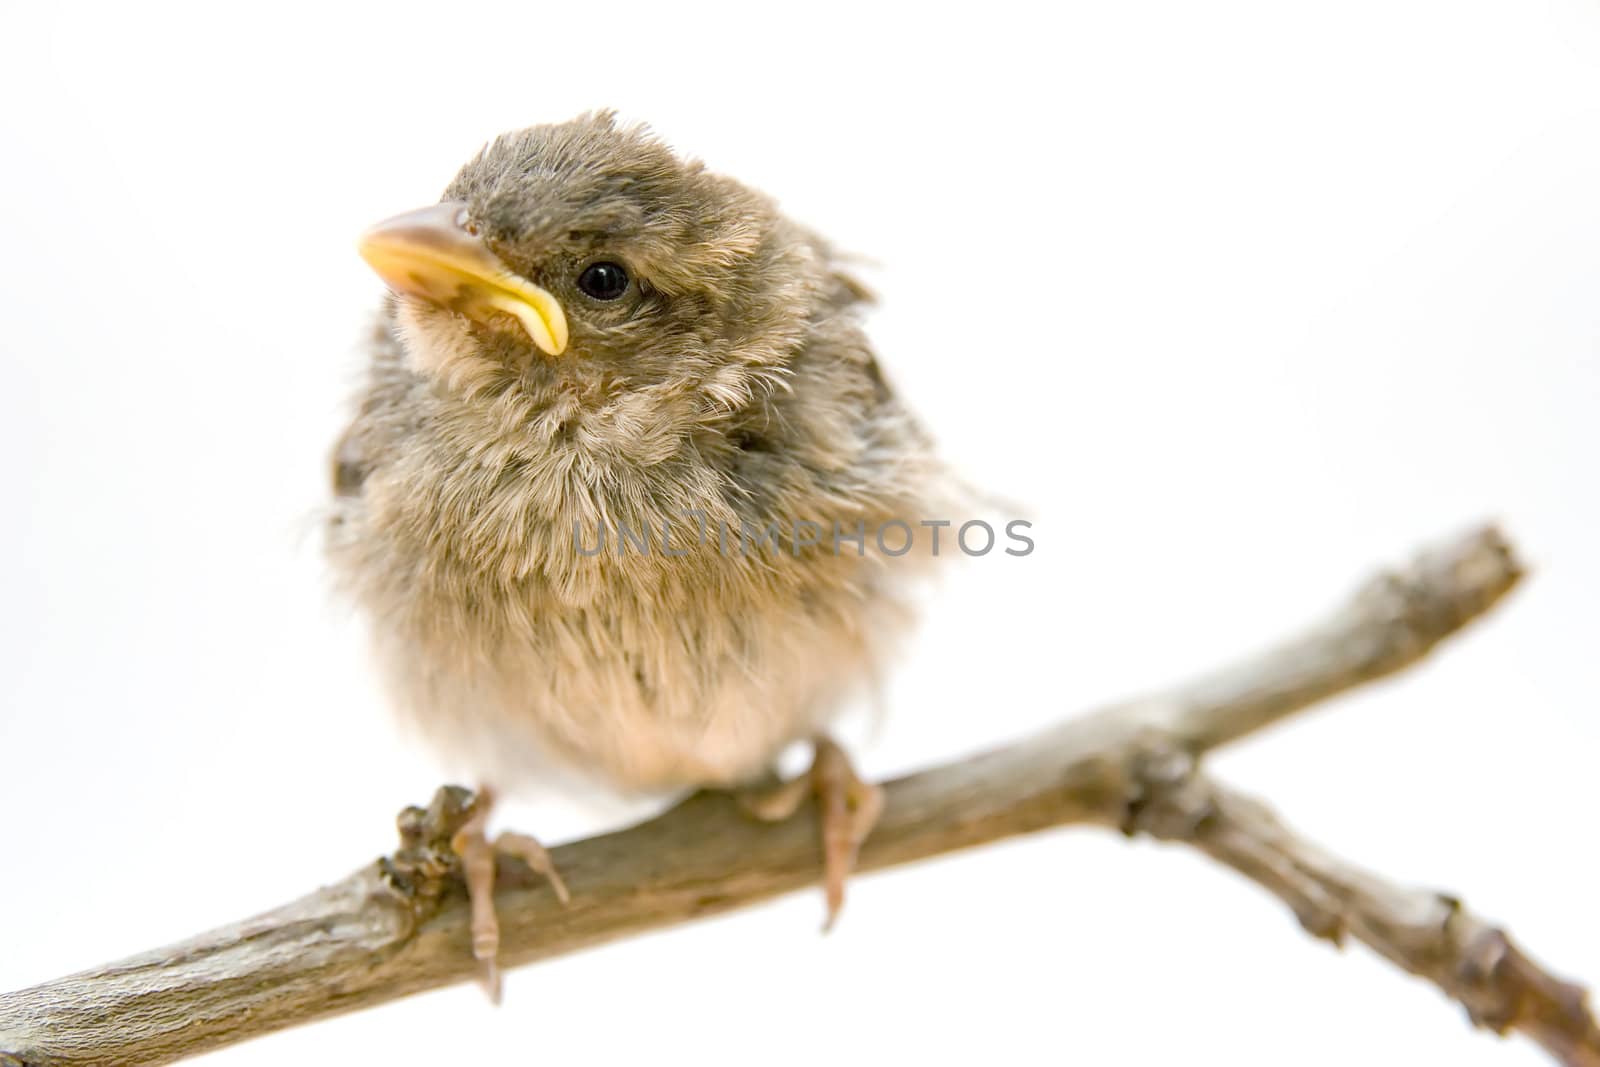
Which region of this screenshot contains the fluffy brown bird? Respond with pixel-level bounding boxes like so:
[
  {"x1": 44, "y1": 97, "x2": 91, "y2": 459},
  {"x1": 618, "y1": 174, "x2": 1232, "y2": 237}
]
[{"x1": 326, "y1": 112, "x2": 961, "y2": 993}]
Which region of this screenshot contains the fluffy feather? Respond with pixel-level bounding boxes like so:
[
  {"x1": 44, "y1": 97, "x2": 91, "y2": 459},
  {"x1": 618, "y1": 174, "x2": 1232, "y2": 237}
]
[{"x1": 326, "y1": 112, "x2": 954, "y2": 794}]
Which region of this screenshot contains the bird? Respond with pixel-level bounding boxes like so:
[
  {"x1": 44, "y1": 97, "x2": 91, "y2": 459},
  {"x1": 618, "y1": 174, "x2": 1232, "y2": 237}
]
[{"x1": 326, "y1": 111, "x2": 962, "y2": 996}]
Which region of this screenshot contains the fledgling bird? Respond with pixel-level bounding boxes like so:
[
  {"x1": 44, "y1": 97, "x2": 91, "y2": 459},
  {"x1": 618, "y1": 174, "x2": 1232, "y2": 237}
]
[{"x1": 326, "y1": 112, "x2": 960, "y2": 993}]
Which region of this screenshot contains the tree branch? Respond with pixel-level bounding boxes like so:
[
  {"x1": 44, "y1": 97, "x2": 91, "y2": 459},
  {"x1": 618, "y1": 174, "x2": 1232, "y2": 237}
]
[
  {"x1": 4, "y1": 523, "x2": 1586, "y2": 1067},
  {"x1": 1122, "y1": 745, "x2": 1600, "y2": 1067}
]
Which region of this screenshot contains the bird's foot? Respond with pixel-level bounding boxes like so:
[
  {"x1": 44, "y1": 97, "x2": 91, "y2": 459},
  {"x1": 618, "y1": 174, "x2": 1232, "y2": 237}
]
[
  {"x1": 447, "y1": 785, "x2": 570, "y2": 1002},
  {"x1": 739, "y1": 736, "x2": 883, "y2": 931}
]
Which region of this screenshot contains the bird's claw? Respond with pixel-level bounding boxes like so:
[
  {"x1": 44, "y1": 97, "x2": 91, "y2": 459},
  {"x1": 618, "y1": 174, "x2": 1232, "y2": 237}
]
[
  {"x1": 445, "y1": 786, "x2": 569, "y2": 1003},
  {"x1": 740, "y1": 736, "x2": 883, "y2": 931}
]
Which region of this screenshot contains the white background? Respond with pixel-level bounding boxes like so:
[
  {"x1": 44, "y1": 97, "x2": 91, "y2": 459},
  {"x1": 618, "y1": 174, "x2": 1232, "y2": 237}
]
[{"x1": 2, "y1": 2, "x2": 1597, "y2": 1064}]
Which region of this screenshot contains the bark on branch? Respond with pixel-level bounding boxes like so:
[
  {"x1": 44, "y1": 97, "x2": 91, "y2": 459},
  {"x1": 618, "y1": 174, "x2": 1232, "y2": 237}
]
[
  {"x1": 1122, "y1": 745, "x2": 1600, "y2": 1066},
  {"x1": 3, "y1": 524, "x2": 1591, "y2": 1066}
]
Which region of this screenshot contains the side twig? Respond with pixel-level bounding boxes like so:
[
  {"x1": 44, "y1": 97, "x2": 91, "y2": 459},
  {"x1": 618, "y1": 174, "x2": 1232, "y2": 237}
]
[
  {"x1": 1122, "y1": 743, "x2": 1600, "y2": 1067},
  {"x1": 2, "y1": 524, "x2": 1587, "y2": 1067}
]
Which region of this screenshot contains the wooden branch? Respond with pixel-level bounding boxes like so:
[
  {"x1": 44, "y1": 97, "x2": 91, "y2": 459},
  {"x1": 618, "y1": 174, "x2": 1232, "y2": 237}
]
[
  {"x1": 3, "y1": 523, "x2": 1584, "y2": 1067},
  {"x1": 1122, "y1": 746, "x2": 1600, "y2": 1067}
]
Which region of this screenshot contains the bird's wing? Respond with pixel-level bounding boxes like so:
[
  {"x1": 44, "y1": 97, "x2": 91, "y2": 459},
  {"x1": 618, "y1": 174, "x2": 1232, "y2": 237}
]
[
  {"x1": 329, "y1": 424, "x2": 370, "y2": 498},
  {"x1": 329, "y1": 306, "x2": 422, "y2": 500},
  {"x1": 793, "y1": 224, "x2": 878, "y2": 315}
]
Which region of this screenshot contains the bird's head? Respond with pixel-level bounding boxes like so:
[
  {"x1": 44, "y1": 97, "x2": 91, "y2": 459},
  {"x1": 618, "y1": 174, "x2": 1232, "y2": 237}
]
[{"x1": 358, "y1": 112, "x2": 821, "y2": 407}]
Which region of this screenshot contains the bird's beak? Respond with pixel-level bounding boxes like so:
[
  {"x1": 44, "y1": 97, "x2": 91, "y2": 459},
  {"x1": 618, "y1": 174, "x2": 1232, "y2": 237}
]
[{"x1": 357, "y1": 201, "x2": 569, "y2": 356}]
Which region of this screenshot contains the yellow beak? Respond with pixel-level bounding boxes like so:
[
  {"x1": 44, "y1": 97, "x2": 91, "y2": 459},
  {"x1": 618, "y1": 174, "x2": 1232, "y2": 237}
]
[{"x1": 357, "y1": 201, "x2": 569, "y2": 356}]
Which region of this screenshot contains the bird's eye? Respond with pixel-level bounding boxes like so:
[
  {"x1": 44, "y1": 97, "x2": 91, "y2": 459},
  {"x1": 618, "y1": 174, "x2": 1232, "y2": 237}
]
[{"x1": 577, "y1": 261, "x2": 630, "y2": 301}]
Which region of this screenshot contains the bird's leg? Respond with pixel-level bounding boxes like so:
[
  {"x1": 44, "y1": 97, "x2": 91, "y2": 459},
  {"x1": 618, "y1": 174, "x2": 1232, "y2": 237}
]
[
  {"x1": 449, "y1": 786, "x2": 569, "y2": 1003},
  {"x1": 739, "y1": 735, "x2": 884, "y2": 931}
]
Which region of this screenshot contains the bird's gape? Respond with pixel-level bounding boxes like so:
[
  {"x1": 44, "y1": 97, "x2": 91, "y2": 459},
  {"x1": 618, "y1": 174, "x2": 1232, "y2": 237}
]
[{"x1": 358, "y1": 200, "x2": 570, "y2": 356}]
